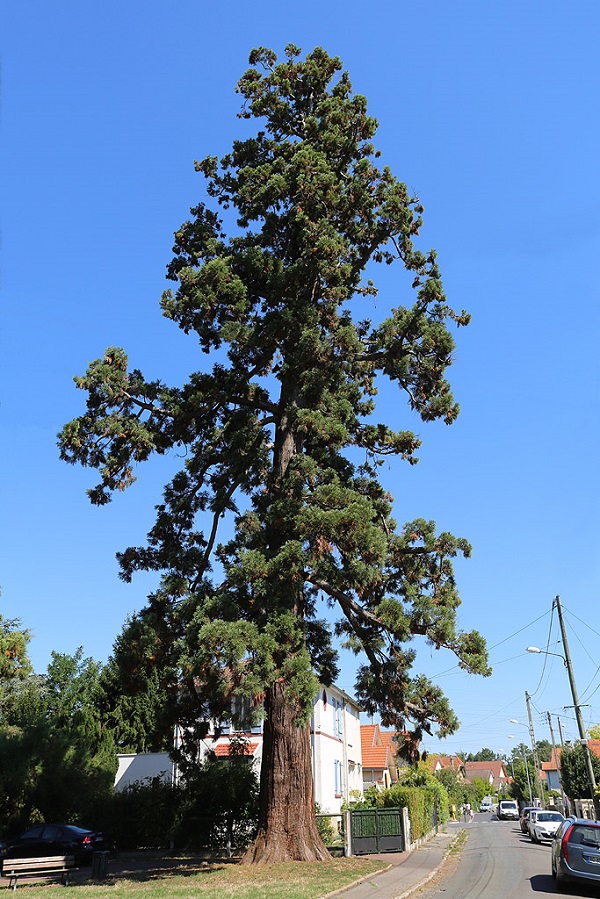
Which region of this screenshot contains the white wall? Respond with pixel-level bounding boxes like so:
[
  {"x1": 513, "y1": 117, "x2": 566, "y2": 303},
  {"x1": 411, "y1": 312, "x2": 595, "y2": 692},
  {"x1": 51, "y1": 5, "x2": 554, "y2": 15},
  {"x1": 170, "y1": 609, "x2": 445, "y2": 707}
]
[
  {"x1": 311, "y1": 685, "x2": 362, "y2": 814},
  {"x1": 115, "y1": 752, "x2": 174, "y2": 792}
]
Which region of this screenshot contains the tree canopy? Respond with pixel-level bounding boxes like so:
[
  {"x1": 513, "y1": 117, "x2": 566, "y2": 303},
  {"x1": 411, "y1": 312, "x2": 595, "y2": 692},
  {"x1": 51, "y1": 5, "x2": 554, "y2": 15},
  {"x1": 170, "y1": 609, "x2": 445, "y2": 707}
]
[
  {"x1": 561, "y1": 743, "x2": 600, "y2": 802},
  {"x1": 59, "y1": 44, "x2": 489, "y2": 862}
]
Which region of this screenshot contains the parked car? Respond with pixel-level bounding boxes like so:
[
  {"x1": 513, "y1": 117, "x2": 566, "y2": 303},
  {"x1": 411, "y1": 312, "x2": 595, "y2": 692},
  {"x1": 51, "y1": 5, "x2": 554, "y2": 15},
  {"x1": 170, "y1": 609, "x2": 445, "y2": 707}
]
[
  {"x1": 479, "y1": 799, "x2": 493, "y2": 813},
  {"x1": 551, "y1": 816, "x2": 600, "y2": 890},
  {"x1": 528, "y1": 810, "x2": 564, "y2": 843},
  {"x1": 497, "y1": 800, "x2": 519, "y2": 820},
  {"x1": 0, "y1": 824, "x2": 107, "y2": 865},
  {"x1": 519, "y1": 806, "x2": 538, "y2": 834}
]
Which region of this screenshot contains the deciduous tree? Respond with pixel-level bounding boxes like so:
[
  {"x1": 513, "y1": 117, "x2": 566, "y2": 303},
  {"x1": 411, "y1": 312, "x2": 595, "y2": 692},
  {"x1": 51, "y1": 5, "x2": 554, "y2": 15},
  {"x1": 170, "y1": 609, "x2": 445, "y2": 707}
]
[{"x1": 59, "y1": 44, "x2": 489, "y2": 863}]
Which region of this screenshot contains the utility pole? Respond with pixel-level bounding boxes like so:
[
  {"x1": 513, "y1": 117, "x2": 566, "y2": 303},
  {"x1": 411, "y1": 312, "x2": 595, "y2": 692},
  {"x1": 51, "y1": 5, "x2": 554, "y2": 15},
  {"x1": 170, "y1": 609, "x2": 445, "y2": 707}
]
[
  {"x1": 557, "y1": 716, "x2": 566, "y2": 748},
  {"x1": 547, "y1": 711, "x2": 563, "y2": 798},
  {"x1": 525, "y1": 691, "x2": 543, "y2": 802},
  {"x1": 555, "y1": 594, "x2": 600, "y2": 818}
]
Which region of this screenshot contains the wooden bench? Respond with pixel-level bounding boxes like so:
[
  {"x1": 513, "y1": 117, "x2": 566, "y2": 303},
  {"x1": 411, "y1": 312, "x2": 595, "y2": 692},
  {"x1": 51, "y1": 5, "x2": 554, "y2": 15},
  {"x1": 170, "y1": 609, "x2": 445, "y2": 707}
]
[{"x1": 1, "y1": 855, "x2": 77, "y2": 890}]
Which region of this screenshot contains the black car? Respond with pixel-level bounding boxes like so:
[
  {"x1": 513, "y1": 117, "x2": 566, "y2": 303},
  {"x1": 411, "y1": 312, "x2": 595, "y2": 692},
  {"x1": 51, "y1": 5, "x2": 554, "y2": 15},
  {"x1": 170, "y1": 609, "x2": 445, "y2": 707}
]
[{"x1": 1, "y1": 824, "x2": 107, "y2": 865}]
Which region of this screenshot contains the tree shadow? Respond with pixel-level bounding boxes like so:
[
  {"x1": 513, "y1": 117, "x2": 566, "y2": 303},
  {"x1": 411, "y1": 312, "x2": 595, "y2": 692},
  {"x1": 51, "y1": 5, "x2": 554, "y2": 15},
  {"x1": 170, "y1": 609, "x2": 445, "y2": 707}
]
[{"x1": 75, "y1": 858, "x2": 237, "y2": 886}]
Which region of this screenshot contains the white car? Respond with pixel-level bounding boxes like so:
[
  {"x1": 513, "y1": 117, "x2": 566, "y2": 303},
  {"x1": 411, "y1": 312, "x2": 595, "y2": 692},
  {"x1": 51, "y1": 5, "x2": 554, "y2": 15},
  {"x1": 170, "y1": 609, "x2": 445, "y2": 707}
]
[
  {"x1": 479, "y1": 800, "x2": 493, "y2": 812},
  {"x1": 497, "y1": 800, "x2": 519, "y2": 820},
  {"x1": 529, "y1": 810, "x2": 565, "y2": 843}
]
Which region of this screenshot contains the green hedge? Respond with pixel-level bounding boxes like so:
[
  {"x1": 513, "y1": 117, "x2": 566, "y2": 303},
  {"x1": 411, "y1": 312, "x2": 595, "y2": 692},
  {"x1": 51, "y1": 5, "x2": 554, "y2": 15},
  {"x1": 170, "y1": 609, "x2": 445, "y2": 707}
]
[{"x1": 357, "y1": 775, "x2": 450, "y2": 843}]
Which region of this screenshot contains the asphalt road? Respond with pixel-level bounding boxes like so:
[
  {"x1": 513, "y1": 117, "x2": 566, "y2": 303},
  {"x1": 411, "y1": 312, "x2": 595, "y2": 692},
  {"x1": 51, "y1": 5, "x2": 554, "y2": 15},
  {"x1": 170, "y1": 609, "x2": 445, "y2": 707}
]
[{"x1": 418, "y1": 813, "x2": 600, "y2": 899}]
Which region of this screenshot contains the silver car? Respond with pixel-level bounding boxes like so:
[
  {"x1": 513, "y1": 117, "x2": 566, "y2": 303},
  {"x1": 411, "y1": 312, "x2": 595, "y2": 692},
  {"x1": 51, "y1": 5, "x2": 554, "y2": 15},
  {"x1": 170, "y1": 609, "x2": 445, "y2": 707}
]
[
  {"x1": 528, "y1": 810, "x2": 564, "y2": 843},
  {"x1": 552, "y1": 817, "x2": 600, "y2": 889}
]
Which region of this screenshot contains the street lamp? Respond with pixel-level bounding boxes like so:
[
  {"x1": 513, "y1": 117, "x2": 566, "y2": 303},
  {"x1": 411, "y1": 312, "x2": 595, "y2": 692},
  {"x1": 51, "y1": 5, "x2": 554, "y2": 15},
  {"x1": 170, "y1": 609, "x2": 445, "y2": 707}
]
[
  {"x1": 510, "y1": 714, "x2": 543, "y2": 802},
  {"x1": 526, "y1": 646, "x2": 566, "y2": 664}
]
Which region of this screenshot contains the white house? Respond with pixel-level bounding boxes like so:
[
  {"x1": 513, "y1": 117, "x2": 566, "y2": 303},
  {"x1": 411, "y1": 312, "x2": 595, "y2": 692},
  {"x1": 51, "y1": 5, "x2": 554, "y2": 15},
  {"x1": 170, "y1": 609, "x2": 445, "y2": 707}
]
[
  {"x1": 115, "y1": 683, "x2": 363, "y2": 814},
  {"x1": 310, "y1": 685, "x2": 363, "y2": 813}
]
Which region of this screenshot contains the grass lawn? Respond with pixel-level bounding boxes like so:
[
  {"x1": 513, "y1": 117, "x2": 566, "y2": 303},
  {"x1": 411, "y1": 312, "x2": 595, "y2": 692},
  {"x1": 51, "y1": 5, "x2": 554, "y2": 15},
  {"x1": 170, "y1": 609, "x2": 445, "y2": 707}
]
[{"x1": 9, "y1": 857, "x2": 389, "y2": 899}]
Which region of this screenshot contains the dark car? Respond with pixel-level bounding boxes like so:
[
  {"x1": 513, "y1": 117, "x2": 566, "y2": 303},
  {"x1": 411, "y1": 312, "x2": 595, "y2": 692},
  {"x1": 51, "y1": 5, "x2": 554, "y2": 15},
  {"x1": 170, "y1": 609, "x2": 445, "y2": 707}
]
[
  {"x1": 519, "y1": 806, "x2": 538, "y2": 833},
  {"x1": 0, "y1": 824, "x2": 107, "y2": 865},
  {"x1": 551, "y1": 816, "x2": 600, "y2": 890}
]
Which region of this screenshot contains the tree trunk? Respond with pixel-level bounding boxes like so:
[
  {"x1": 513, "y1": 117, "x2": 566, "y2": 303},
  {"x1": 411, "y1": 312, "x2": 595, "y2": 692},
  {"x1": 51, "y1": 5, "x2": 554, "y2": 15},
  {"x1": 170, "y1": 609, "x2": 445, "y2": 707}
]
[{"x1": 242, "y1": 680, "x2": 331, "y2": 863}]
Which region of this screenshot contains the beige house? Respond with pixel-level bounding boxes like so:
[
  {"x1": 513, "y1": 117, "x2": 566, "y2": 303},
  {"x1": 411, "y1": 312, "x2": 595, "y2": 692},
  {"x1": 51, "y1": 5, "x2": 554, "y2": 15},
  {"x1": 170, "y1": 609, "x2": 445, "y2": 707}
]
[
  {"x1": 464, "y1": 760, "x2": 507, "y2": 792},
  {"x1": 426, "y1": 754, "x2": 466, "y2": 778},
  {"x1": 360, "y1": 724, "x2": 403, "y2": 791}
]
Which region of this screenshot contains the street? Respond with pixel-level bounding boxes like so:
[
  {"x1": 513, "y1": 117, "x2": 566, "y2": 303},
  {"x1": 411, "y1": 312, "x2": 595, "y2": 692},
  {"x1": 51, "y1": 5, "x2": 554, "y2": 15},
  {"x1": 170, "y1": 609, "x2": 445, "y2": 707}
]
[{"x1": 419, "y1": 813, "x2": 600, "y2": 899}]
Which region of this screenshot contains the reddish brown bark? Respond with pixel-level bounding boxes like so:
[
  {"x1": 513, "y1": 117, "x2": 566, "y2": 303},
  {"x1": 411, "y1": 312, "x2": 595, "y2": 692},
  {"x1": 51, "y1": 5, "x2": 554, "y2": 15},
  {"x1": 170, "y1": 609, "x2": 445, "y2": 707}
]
[{"x1": 242, "y1": 680, "x2": 331, "y2": 864}]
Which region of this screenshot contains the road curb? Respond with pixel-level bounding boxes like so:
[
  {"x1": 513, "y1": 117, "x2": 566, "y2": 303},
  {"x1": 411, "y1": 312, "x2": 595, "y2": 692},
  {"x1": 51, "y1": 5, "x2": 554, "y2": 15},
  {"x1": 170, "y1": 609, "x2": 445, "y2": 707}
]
[
  {"x1": 321, "y1": 829, "x2": 466, "y2": 899},
  {"x1": 393, "y1": 830, "x2": 466, "y2": 899}
]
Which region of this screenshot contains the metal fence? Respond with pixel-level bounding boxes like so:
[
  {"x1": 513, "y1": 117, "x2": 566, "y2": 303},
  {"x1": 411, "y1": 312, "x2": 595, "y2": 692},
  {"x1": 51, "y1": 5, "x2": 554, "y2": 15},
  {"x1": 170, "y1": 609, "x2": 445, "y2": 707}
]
[{"x1": 350, "y1": 808, "x2": 405, "y2": 854}]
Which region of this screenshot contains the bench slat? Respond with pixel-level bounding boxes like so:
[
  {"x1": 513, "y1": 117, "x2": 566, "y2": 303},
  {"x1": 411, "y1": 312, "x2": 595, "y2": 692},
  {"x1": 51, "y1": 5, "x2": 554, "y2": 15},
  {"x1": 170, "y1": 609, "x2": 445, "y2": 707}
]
[
  {"x1": 3, "y1": 855, "x2": 75, "y2": 871},
  {"x1": 2, "y1": 855, "x2": 77, "y2": 889}
]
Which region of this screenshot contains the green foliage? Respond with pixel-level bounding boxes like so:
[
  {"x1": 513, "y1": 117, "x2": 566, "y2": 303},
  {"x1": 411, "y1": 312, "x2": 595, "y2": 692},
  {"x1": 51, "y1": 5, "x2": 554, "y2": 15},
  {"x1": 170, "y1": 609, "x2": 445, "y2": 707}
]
[
  {"x1": 0, "y1": 613, "x2": 32, "y2": 717},
  {"x1": 588, "y1": 724, "x2": 600, "y2": 740},
  {"x1": 381, "y1": 786, "x2": 438, "y2": 842},
  {"x1": 433, "y1": 768, "x2": 464, "y2": 808},
  {"x1": 315, "y1": 804, "x2": 337, "y2": 845},
  {"x1": 0, "y1": 650, "x2": 117, "y2": 834},
  {"x1": 98, "y1": 613, "x2": 177, "y2": 752},
  {"x1": 536, "y1": 740, "x2": 553, "y2": 763},
  {"x1": 59, "y1": 43, "x2": 489, "y2": 819},
  {"x1": 102, "y1": 780, "x2": 182, "y2": 850},
  {"x1": 509, "y1": 754, "x2": 537, "y2": 804},
  {"x1": 560, "y1": 743, "x2": 600, "y2": 801},
  {"x1": 104, "y1": 756, "x2": 259, "y2": 851},
  {"x1": 397, "y1": 763, "x2": 449, "y2": 825},
  {"x1": 465, "y1": 748, "x2": 496, "y2": 762},
  {"x1": 468, "y1": 776, "x2": 491, "y2": 803},
  {"x1": 358, "y1": 763, "x2": 449, "y2": 840}
]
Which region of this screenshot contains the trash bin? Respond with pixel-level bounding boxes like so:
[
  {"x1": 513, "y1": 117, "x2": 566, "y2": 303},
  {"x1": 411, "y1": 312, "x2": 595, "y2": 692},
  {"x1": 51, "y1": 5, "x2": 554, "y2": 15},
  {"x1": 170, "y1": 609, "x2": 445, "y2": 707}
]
[{"x1": 91, "y1": 851, "x2": 110, "y2": 880}]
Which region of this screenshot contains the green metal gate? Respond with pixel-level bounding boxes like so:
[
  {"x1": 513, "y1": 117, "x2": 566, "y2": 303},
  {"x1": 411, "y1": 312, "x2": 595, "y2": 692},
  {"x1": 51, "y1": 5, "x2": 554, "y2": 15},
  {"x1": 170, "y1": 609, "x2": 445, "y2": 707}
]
[{"x1": 350, "y1": 808, "x2": 404, "y2": 854}]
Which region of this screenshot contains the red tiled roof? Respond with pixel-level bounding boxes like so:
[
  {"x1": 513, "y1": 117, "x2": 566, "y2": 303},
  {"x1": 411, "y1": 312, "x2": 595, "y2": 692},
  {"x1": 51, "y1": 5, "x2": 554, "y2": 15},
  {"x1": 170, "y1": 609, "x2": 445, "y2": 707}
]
[
  {"x1": 589, "y1": 739, "x2": 600, "y2": 760},
  {"x1": 214, "y1": 741, "x2": 258, "y2": 758},
  {"x1": 427, "y1": 754, "x2": 464, "y2": 771},
  {"x1": 465, "y1": 761, "x2": 506, "y2": 776},
  {"x1": 360, "y1": 725, "x2": 400, "y2": 769}
]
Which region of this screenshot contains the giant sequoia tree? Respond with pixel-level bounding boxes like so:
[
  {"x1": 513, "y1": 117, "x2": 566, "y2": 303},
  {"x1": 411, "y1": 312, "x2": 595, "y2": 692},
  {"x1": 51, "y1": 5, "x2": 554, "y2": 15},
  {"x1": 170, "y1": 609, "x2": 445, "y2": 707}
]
[{"x1": 59, "y1": 45, "x2": 490, "y2": 863}]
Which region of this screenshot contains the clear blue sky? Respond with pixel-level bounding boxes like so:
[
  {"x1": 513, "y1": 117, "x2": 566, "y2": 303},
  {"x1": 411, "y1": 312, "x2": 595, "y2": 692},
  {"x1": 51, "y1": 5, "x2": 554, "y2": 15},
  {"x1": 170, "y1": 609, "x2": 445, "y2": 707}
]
[{"x1": 2, "y1": 1, "x2": 599, "y2": 760}]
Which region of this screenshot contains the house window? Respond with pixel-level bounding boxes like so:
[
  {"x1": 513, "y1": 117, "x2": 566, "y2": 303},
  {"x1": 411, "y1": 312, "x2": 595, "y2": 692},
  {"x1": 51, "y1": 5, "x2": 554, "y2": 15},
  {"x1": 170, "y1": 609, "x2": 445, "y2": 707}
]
[
  {"x1": 334, "y1": 759, "x2": 345, "y2": 797},
  {"x1": 332, "y1": 698, "x2": 344, "y2": 739}
]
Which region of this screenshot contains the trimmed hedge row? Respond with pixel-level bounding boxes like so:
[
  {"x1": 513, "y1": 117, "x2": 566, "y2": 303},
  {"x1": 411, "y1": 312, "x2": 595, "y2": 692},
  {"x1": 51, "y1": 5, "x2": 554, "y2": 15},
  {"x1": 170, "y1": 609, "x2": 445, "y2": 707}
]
[{"x1": 357, "y1": 774, "x2": 449, "y2": 842}]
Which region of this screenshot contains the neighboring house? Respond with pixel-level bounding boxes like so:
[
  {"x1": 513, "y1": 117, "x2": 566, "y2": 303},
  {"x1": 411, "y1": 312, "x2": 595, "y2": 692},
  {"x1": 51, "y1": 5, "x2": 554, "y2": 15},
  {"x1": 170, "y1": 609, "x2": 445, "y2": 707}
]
[
  {"x1": 541, "y1": 740, "x2": 600, "y2": 795},
  {"x1": 360, "y1": 723, "x2": 402, "y2": 792},
  {"x1": 426, "y1": 755, "x2": 466, "y2": 779},
  {"x1": 589, "y1": 739, "x2": 600, "y2": 761},
  {"x1": 115, "y1": 751, "x2": 174, "y2": 792},
  {"x1": 541, "y1": 748, "x2": 562, "y2": 792},
  {"x1": 115, "y1": 683, "x2": 363, "y2": 815},
  {"x1": 464, "y1": 760, "x2": 507, "y2": 792}
]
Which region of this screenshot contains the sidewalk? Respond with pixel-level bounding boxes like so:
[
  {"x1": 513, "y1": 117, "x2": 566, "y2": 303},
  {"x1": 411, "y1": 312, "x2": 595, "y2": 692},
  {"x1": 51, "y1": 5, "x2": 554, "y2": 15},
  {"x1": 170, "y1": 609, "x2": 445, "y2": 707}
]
[{"x1": 329, "y1": 823, "x2": 464, "y2": 899}]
